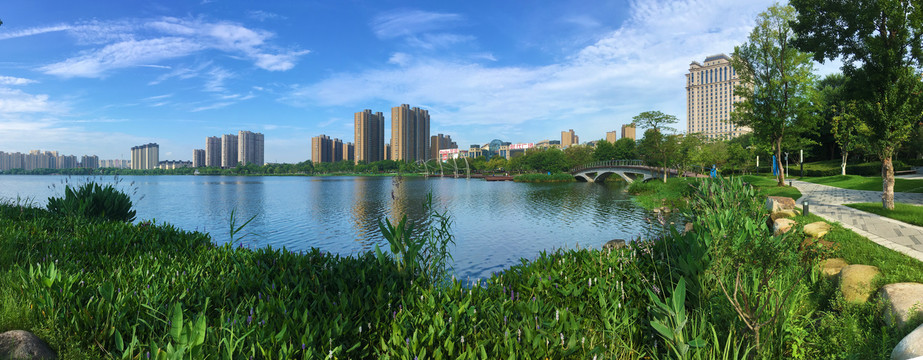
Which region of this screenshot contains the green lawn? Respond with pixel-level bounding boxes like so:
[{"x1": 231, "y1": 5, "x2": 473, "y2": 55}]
[
  {"x1": 739, "y1": 175, "x2": 803, "y2": 200},
  {"x1": 845, "y1": 202, "x2": 923, "y2": 227},
  {"x1": 802, "y1": 175, "x2": 923, "y2": 193}
]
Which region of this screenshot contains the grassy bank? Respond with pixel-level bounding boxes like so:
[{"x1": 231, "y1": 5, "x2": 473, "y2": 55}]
[
  {"x1": 845, "y1": 202, "x2": 923, "y2": 227},
  {"x1": 3, "y1": 178, "x2": 923, "y2": 359},
  {"x1": 801, "y1": 175, "x2": 923, "y2": 193},
  {"x1": 512, "y1": 173, "x2": 577, "y2": 183},
  {"x1": 626, "y1": 177, "x2": 701, "y2": 209},
  {"x1": 739, "y1": 175, "x2": 803, "y2": 200}
]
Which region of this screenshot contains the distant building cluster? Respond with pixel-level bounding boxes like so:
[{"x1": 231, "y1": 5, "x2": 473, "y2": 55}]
[
  {"x1": 0, "y1": 150, "x2": 106, "y2": 172},
  {"x1": 311, "y1": 135, "x2": 354, "y2": 163},
  {"x1": 314, "y1": 104, "x2": 432, "y2": 164},
  {"x1": 686, "y1": 54, "x2": 749, "y2": 139},
  {"x1": 192, "y1": 130, "x2": 265, "y2": 168}
]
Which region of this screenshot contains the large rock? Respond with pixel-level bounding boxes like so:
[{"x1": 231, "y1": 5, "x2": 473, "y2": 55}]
[
  {"x1": 881, "y1": 283, "x2": 923, "y2": 329},
  {"x1": 821, "y1": 258, "x2": 849, "y2": 277},
  {"x1": 770, "y1": 209, "x2": 798, "y2": 221},
  {"x1": 774, "y1": 218, "x2": 797, "y2": 235},
  {"x1": 603, "y1": 239, "x2": 626, "y2": 251},
  {"x1": 0, "y1": 330, "x2": 57, "y2": 360},
  {"x1": 839, "y1": 264, "x2": 881, "y2": 303},
  {"x1": 766, "y1": 196, "x2": 796, "y2": 212},
  {"x1": 892, "y1": 323, "x2": 923, "y2": 360},
  {"x1": 804, "y1": 221, "x2": 832, "y2": 239}
]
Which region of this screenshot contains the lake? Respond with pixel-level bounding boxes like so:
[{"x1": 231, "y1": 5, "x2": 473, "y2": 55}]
[{"x1": 0, "y1": 175, "x2": 680, "y2": 279}]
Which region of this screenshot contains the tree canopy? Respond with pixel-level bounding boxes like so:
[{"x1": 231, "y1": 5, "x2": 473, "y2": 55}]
[
  {"x1": 730, "y1": 4, "x2": 817, "y2": 186},
  {"x1": 791, "y1": 0, "x2": 923, "y2": 208}
]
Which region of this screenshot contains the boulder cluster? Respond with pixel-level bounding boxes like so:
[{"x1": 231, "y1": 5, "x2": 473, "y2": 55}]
[{"x1": 766, "y1": 196, "x2": 923, "y2": 360}]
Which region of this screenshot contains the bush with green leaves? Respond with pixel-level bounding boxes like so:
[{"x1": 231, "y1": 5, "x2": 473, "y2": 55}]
[{"x1": 46, "y1": 182, "x2": 137, "y2": 222}]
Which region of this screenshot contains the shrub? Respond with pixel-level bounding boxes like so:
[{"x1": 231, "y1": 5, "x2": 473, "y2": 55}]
[{"x1": 46, "y1": 182, "x2": 136, "y2": 222}]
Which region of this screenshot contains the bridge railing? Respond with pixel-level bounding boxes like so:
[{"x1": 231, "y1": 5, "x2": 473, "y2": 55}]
[{"x1": 571, "y1": 159, "x2": 644, "y2": 173}]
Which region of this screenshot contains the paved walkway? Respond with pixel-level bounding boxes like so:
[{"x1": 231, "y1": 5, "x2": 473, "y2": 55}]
[{"x1": 790, "y1": 180, "x2": 923, "y2": 262}]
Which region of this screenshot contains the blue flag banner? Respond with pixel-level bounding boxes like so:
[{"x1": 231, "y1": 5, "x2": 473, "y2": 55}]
[{"x1": 772, "y1": 155, "x2": 778, "y2": 176}]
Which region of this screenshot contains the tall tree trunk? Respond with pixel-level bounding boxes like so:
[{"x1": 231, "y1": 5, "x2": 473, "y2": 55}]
[
  {"x1": 841, "y1": 151, "x2": 848, "y2": 176},
  {"x1": 882, "y1": 156, "x2": 895, "y2": 209},
  {"x1": 775, "y1": 137, "x2": 785, "y2": 187}
]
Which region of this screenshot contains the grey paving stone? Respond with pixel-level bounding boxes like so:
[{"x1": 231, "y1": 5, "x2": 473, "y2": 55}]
[{"x1": 791, "y1": 180, "x2": 923, "y2": 261}]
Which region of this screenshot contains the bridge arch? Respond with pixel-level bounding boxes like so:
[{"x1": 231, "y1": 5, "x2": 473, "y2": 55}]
[{"x1": 570, "y1": 160, "x2": 706, "y2": 183}]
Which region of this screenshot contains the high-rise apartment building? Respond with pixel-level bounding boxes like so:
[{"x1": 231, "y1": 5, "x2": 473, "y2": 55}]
[
  {"x1": 430, "y1": 134, "x2": 458, "y2": 160},
  {"x1": 686, "y1": 54, "x2": 748, "y2": 139},
  {"x1": 391, "y1": 104, "x2": 430, "y2": 161},
  {"x1": 311, "y1": 134, "x2": 334, "y2": 163},
  {"x1": 561, "y1": 129, "x2": 579, "y2": 147},
  {"x1": 385, "y1": 144, "x2": 391, "y2": 160},
  {"x1": 130, "y1": 143, "x2": 159, "y2": 170},
  {"x1": 221, "y1": 134, "x2": 238, "y2": 168},
  {"x1": 206, "y1": 136, "x2": 222, "y2": 167},
  {"x1": 343, "y1": 142, "x2": 355, "y2": 162},
  {"x1": 354, "y1": 109, "x2": 385, "y2": 163},
  {"x1": 80, "y1": 155, "x2": 99, "y2": 169},
  {"x1": 606, "y1": 131, "x2": 618, "y2": 144},
  {"x1": 237, "y1": 131, "x2": 265, "y2": 166},
  {"x1": 193, "y1": 149, "x2": 206, "y2": 168},
  {"x1": 332, "y1": 138, "x2": 344, "y2": 161},
  {"x1": 621, "y1": 124, "x2": 636, "y2": 141}
]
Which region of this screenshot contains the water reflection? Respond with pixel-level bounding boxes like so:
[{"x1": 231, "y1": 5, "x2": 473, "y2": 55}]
[{"x1": 0, "y1": 175, "x2": 682, "y2": 279}]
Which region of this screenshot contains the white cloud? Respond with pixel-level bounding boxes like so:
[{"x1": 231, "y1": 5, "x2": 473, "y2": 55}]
[
  {"x1": 26, "y1": 17, "x2": 310, "y2": 78},
  {"x1": 371, "y1": 10, "x2": 464, "y2": 39},
  {"x1": 204, "y1": 67, "x2": 233, "y2": 92},
  {"x1": 0, "y1": 76, "x2": 37, "y2": 86},
  {"x1": 191, "y1": 102, "x2": 234, "y2": 112},
  {"x1": 0, "y1": 117, "x2": 147, "y2": 159},
  {"x1": 388, "y1": 52, "x2": 412, "y2": 66},
  {"x1": 248, "y1": 10, "x2": 284, "y2": 22},
  {"x1": 0, "y1": 25, "x2": 71, "y2": 40},
  {"x1": 0, "y1": 88, "x2": 52, "y2": 113},
  {"x1": 288, "y1": 0, "x2": 781, "y2": 143},
  {"x1": 406, "y1": 33, "x2": 474, "y2": 50},
  {"x1": 40, "y1": 37, "x2": 204, "y2": 78}
]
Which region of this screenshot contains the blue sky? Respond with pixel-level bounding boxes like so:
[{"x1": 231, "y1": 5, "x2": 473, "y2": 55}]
[{"x1": 1, "y1": 0, "x2": 825, "y2": 163}]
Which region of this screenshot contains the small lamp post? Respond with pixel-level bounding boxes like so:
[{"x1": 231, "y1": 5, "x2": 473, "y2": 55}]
[{"x1": 803, "y1": 200, "x2": 809, "y2": 216}]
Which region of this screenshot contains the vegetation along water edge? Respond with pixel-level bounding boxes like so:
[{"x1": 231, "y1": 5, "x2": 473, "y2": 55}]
[{"x1": 3, "y1": 177, "x2": 923, "y2": 359}]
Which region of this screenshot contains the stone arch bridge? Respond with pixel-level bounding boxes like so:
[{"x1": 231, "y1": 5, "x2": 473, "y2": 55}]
[{"x1": 571, "y1": 160, "x2": 707, "y2": 183}]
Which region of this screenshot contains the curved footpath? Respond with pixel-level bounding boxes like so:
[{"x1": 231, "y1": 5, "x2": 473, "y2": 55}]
[{"x1": 791, "y1": 179, "x2": 923, "y2": 262}]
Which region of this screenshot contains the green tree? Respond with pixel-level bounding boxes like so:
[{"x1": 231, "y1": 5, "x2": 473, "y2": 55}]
[
  {"x1": 677, "y1": 133, "x2": 704, "y2": 174},
  {"x1": 791, "y1": 0, "x2": 923, "y2": 209},
  {"x1": 730, "y1": 4, "x2": 817, "y2": 187},
  {"x1": 526, "y1": 148, "x2": 568, "y2": 173},
  {"x1": 634, "y1": 111, "x2": 680, "y2": 182},
  {"x1": 632, "y1": 112, "x2": 676, "y2": 133},
  {"x1": 563, "y1": 145, "x2": 594, "y2": 170},
  {"x1": 612, "y1": 137, "x2": 638, "y2": 160},
  {"x1": 593, "y1": 140, "x2": 617, "y2": 161},
  {"x1": 637, "y1": 129, "x2": 680, "y2": 182},
  {"x1": 831, "y1": 101, "x2": 870, "y2": 175}
]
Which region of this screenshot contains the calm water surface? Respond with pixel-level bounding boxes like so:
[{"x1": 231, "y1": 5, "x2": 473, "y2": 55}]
[{"x1": 0, "y1": 175, "x2": 679, "y2": 279}]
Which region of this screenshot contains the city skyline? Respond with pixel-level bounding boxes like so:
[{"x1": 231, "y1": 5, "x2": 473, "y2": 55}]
[{"x1": 0, "y1": 0, "x2": 842, "y2": 163}]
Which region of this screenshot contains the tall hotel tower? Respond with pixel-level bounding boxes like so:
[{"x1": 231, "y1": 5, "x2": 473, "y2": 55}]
[
  {"x1": 238, "y1": 130, "x2": 265, "y2": 166},
  {"x1": 354, "y1": 109, "x2": 385, "y2": 163},
  {"x1": 686, "y1": 54, "x2": 748, "y2": 139},
  {"x1": 390, "y1": 104, "x2": 430, "y2": 162}
]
